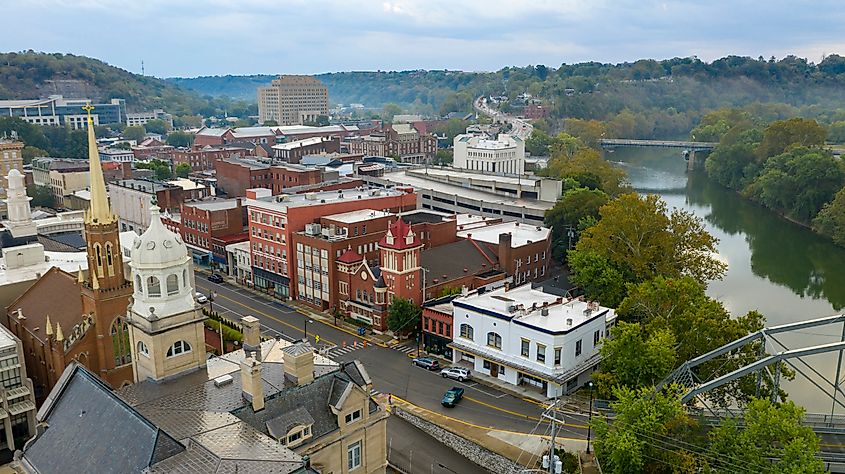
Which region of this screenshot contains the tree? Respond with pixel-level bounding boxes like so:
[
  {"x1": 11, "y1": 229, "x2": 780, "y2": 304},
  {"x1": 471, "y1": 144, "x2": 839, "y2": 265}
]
[
  {"x1": 144, "y1": 119, "x2": 170, "y2": 135},
  {"x1": 262, "y1": 120, "x2": 279, "y2": 126},
  {"x1": 21, "y1": 146, "x2": 49, "y2": 164},
  {"x1": 593, "y1": 322, "x2": 676, "y2": 398},
  {"x1": 166, "y1": 131, "x2": 194, "y2": 148},
  {"x1": 124, "y1": 125, "x2": 146, "y2": 142},
  {"x1": 563, "y1": 118, "x2": 608, "y2": 148},
  {"x1": 593, "y1": 385, "x2": 693, "y2": 474},
  {"x1": 387, "y1": 297, "x2": 421, "y2": 334},
  {"x1": 756, "y1": 118, "x2": 826, "y2": 161},
  {"x1": 315, "y1": 115, "x2": 330, "y2": 126},
  {"x1": 566, "y1": 250, "x2": 630, "y2": 307},
  {"x1": 381, "y1": 103, "x2": 402, "y2": 122},
  {"x1": 814, "y1": 187, "x2": 845, "y2": 245},
  {"x1": 433, "y1": 149, "x2": 452, "y2": 166},
  {"x1": 545, "y1": 187, "x2": 609, "y2": 261},
  {"x1": 525, "y1": 129, "x2": 554, "y2": 156},
  {"x1": 544, "y1": 136, "x2": 628, "y2": 196},
  {"x1": 27, "y1": 185, "x2": 55, "y2": 208},
  {"x1": 572, "y1": 193, "x2": 726, "y2": 290},
  {"x1": 708, "y1": 399, "x2": 824, "y2": 473},
  {"x1": 175, "y1": 162, "x2": 191, "y2": 178}
]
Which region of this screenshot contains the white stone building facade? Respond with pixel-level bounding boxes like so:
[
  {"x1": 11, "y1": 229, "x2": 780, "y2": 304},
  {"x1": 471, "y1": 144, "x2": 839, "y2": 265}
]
[{"x1": 453, "y1": 133, "x2": 525, "y2": 175}]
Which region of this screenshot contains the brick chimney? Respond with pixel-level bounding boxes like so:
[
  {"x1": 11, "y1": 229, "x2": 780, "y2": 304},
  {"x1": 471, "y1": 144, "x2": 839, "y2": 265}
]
[
  {"x1": 241, "y1": 316, "x2": 261, "y2": 359},
  {"x1": 240, "y1": 356, "x2": 265, "y2": 412},
  {"x1": 283, "y1": 341, "x2": 315, "y2": 386},
  {"x1": 498, "y1": 232, "x2": 513, "y2": 274}
]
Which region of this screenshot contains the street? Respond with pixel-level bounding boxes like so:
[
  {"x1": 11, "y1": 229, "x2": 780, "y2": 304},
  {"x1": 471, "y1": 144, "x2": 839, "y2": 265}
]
[
  {"x1": 195, "y1": 277, "x2": 591, "y2": 440},
  {"x1": 387, "y1": 416, "x2": 488, "y2": 474}
]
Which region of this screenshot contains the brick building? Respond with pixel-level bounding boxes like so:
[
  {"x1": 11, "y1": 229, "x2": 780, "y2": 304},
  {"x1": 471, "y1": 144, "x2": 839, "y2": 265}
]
[
  {"x1": 215, "y1": 157, "x2": 325, "y2": 198},
  {"x1": 109, "y1": 179, "x2": 208, "y2": 233},
  {"x1": 457, "y1": 221, "x2": 552, "y2": 285},
  {"x1": 246, "y1": 187, "x2": 417, "y2": 300},
  {"x1": 346, "y1": 124, "x2": 437, "y2": 164},
  {"x1": 178, "y1": 198, "x2": 246, "y2": 266},
  {"x1": 271, "y1": 136, "x2": 340, "y2": 164},
  {"x1": 173, "y1": 144, "x2": 253, "y2": 171}
]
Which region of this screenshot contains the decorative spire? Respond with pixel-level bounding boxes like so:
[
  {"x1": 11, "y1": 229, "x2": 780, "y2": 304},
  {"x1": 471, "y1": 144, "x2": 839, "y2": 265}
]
[
  {"x1": 77, "y1": 266, "x2": 84, "y2": 284},
  {"x1": 92, "y1": 272, "x2": 100, "y2": 290},
  {"x1": 55, "y1": 323, "x2": 64, "y2": 342},
  {"x1": 83, "y1": 104, "x2": 115, "y2": 225},
  {"x1": 45, "y1": 315, "x2": 53, "y2": 336}
]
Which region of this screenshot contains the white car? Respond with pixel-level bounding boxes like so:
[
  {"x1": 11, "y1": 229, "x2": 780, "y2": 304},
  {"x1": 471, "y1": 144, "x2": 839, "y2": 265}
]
[
  {"x1": 195, "y1": 292, "x2": 208, "y2": 304},
  {"x1": 440, "y1": 367, "x2": 471, "y2": 382}
]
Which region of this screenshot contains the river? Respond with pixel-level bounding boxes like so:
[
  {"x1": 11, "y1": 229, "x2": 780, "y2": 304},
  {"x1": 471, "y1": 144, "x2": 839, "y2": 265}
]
[{"x1": 611, "y1": 147, "x2": 845, "y2": 414}]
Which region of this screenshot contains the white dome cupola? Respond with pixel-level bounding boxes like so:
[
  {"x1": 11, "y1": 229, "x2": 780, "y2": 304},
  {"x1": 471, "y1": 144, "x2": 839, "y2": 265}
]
[{"x1": 129, "y1": 206, "x2": 196, "y2": 317}]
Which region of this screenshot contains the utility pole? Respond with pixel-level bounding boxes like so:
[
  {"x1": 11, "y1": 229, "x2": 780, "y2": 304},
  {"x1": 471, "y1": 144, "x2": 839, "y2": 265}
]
[{"x1": 542, "y1": 399, "x2": 561, "y2": 474}]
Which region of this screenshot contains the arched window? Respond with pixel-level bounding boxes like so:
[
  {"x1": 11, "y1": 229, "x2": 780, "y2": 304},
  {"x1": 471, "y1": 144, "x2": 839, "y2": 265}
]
[
  {"x1": 110, "y1": 317, "x2": 131, "y2": 366},
  {"x1": 166, "y1": 274, "x2": 179, "y2": 296},
  {"x1": 137, "y1": 340, "x2": 150, "y2": 358},
  {"x1": 166, "y1": 340, "x2": 192, "y2": 358},
  {"x1": 94, "y1": 243, "x2": 103, "y2": 275},
  {"x1": 135, "y1": 275, "x2": 142, "y2": 293},
  {"x1": 459, "y1": 324, "x2": 474, "y2": 340},
  {"x1": 147, "y1": 276, "x2": 161, "y2": 297},
  {"x1": 106, "y1": 243, "x2": 113, "y2": 266},
  {"x1": 486, "y1": 332, "x2": 502, "y2": 350}
]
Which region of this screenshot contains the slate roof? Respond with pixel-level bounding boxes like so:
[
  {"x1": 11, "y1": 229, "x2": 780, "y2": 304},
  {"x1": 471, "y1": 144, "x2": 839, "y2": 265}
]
[
  {"x1": 421, "y1": 239, "x2": 499, "y2": 285},
  {"x1": 337, "y1": 248, "x2": 363, "y2": 264},
  {"x1": 266, "y1": 406, "x2": 315, "y2": 439},
  {"x1": 20, "y1": 363, "x2": 185, "y2": 474},
  {"x1": 5, "y1": 267, "x2": 83, "y2": 346}
]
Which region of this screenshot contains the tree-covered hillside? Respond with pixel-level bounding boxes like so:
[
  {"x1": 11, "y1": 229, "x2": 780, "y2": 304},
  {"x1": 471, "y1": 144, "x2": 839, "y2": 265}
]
[{"x1": 0, "y1": 51, "x2": 255, "y2": 118}]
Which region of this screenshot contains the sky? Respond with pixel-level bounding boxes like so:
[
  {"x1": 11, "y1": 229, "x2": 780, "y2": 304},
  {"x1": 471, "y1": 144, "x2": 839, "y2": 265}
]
[{"x1": 3, "y1": 0, "x2": 845, "y2": 78}]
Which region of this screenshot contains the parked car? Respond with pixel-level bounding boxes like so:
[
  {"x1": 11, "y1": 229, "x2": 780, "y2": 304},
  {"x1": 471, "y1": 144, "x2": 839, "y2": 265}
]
[
  {"x1": 440, "y1": 367, "x2": 471, "y2": 382},
  {"x1": 441, "y1": 387, "x2": 465, "y2": 407},
  {"x1": 412, "y1": 357, "x2": 440, "y2": 371},
  {"x1": 195, "y1": 292, "x2": 208, "y2": 304},
  {"x1": 207, "y1": 273, "x2": 224, "y2": 283}
]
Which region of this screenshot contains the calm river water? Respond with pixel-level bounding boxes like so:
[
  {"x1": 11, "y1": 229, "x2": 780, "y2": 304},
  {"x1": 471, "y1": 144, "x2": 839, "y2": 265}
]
[{"x1": 613, "y1": 148, "x2": 845, "y2": 413}]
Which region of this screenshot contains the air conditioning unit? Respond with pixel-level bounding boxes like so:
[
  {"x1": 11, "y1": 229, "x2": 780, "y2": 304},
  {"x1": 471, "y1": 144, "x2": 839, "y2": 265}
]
[
  {"x1": 305, "y1": 192, "x2": 317, "y2": 200},
  {"x1": 305, "y1": 224, "x2": 322, "y2": 236}
]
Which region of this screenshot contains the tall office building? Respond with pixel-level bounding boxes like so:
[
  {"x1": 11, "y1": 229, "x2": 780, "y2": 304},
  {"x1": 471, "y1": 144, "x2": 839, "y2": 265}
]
[{"x1": 258, "y1": 75, "x2": 329, "y2": 126}]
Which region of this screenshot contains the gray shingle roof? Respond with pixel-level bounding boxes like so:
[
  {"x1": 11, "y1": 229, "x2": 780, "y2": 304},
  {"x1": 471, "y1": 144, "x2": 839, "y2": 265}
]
[{"x1": 266, "y1": 406, "x2": 315, "y2": 440}]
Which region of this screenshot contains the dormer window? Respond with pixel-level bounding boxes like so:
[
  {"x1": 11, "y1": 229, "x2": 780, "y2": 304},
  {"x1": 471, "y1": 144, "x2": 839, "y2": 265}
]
[
  {"x1": 283, "y1": 424, "x2": 313, "y2": 448},
  {"x1": 405, "y1": 230, "x2": 415, "y2": 245},
  {"x1": 385, "y1": 231, "x2": 394, "y2": 246}
]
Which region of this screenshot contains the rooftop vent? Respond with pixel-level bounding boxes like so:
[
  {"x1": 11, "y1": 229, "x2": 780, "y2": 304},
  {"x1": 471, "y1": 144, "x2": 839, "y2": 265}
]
[
  {"x1": 566, "y1": 318, "x2": 573, "y2": 326},
  {"x1": 541, "y1": 308, "x2": 549, "y2": 316},
  {"x1": 213, "y1": 374, "x2": 234, "y2": 387}
]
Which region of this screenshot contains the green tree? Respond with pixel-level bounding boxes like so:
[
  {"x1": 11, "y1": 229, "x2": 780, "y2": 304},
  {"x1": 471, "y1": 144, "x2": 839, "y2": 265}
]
[
  {"x1": 593, "y1": 385, "x2": 693, "y2": 474},
  {"x1": 544, "y1": 136, "x2": 627, "y2": 196},
  {"x1": 431, "y1": 118, "x2": 468, "y2": 143},
  {"x1": 434, "y1": 149, "x2": 453, "y2": 166},
  {"x1": 175, "y1": 162, "x2": 191, "y2": 178},
  {"x1": 563, "y1": 118, "x2": 608, "y2": 148},
  {"x1": 154, "y1": 164, "x2": 173, "y2": 180},
  {"x1": 525, "y1": 129, "x2": 554, "y2": 156},
  {"x1": 708, "y1": 399, "x2": 824, "y2": 473},
  {"x1": 381, "y1": 103, "x2": 402, "y2": 122},
  {"x1": 704, "y1": 141, "x2": 759, "y2": 190},
  {"x1": 756, "y1": 117, "x2": 826, "y2": 161},
  {"x1": 124, "y1": 125, "x2": 146, "y2": 142},
  {"x1": 566, "y1": 250, "x2": 630, "y2": 308},
  {"x1": 746, "y1": 147, "x2": 845, "y2": 221},
  {"x1": 592, "y1": 322, "x2": 676, "y2": 398},
  {"x1": 315, "y1": 115, "x2": 330, "y2": 126},
  {"x1": 144, "y1": 119, "x2": 170, "y2": 134},
  {"x1": 262, "y1": 120, "x2": 279, "y2": 126},
  {"x1": 166, "y1": 131, "x2": 194, "y2": 148},
  {"x1": 814, "y1": 187, "x2": 845, "y2": 245},
  {"x1": 387, "y1": 297, "x2": 421, "y2": 334},
  {"x1": 572, "y1": 193, "x2": 726, "y2": 289},
  {"x1": 27, "y1": 185, "x2": 55, "y2": 208},
  {"x1": 21, "y1": 146, "x2": 49, "y2": 164},
  {"x1": 544, "y1": 187, "x2": 609, "y2": 261},
  {"x1": 174, "y1": 114, "x2": 203, "y2": 128}
]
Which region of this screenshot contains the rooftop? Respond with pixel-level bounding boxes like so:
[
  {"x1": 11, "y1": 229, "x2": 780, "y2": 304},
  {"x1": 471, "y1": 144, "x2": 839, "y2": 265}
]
[
  {"x1": 184, "y1": 198, "x2": 240, "y2": 212},
  {"x1": 231, "y1": 126, "x2": 275, "y2": 138},
  {"x1": 455, "y1": 284, "x2": 614, "y2": 334},
  {"x1": 323, "y1": 209, "x2": 393, "y2": 224},
  {"x1": 0, "y1": 323, "x2": 18, "y2": 351},
  {"x1": 271, "y1": 136, "x2": 327, "y2": 151},
  {"x1": 220, "y1": 157, "x2": 269, "y2": 170},
  {"x1": 454, "y1": 213, "x2": 499, "y2": 230},
  {"x1": 111, "y1": 179, "x2": 174, "y2": 193},
  {"x1": 458, "y1": 221, "x2": 550, "y2": 247},
  {"x1": 421, "y1": 239, "x2": 499, "y2": 286},
  {"x1": 196, "y1": 127, "x2": 230, "y2": 137},
  {"x1": 167, "y1": 178, "x2": 207, "y2": 191},
  {"x1": 246, "y1": 187, "x2": 408, "y2": 212},
  {"x1": 408, "y1": 167, "x2": 542, "y2": 186}
]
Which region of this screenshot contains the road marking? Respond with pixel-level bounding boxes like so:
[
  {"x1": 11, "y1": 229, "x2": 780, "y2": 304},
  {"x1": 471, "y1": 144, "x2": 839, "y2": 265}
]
[
  {"x1": 463, "y1": 395, "x2": 587, "y2": 429},
  {"x1": 209, "y1": 290, "x2": 337, "y2": 346}
]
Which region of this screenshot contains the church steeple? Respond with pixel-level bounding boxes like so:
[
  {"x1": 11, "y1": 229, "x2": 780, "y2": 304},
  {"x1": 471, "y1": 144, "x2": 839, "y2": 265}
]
[{"x1": 83, "y1": 104, "x2": 115, "y2": 225}]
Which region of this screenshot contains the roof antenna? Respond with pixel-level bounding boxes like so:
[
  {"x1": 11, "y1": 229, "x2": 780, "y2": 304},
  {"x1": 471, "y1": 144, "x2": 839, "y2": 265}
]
[{"x1": 141, "y1": 60, "x2": 145, "y2": 76}]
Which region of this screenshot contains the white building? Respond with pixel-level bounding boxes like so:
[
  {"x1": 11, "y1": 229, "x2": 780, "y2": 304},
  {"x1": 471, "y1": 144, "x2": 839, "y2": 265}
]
[
  {"x1": 449, "y1": 284, "x2": 615, "y2": 398},
  {"x1": 453, "y1": 133, "x2": 525, "y2": 175},
  {"x1": 99, "y1": 148, "x2": 135, "y2": 163},
  {"x1": 126, "y1": 109, "x2": 173, "y2": 127},
  {"x1": 225, "y1": 240, "x2": 252, "y2": 284}
]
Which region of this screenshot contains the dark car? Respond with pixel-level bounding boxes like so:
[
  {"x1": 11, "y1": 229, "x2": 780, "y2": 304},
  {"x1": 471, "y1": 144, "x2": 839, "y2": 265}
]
[
  {"x1": 207, "y1": 273, "x2": 224, "y2": 283},
  {"x1": 412, "y1": 357, "x2": 440, "y2": 370},
  {"x1": 441, "y1": 387, "x2": 465, "y2": 407}
]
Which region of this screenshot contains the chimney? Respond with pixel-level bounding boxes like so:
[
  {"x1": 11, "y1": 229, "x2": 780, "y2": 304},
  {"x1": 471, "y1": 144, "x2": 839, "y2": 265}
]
[
  {"x1": 283, "y1": 341, "x2": 315, "y2": 386},
  {"x1": 498, "y1": 232, "x2": 512, "y2": 272},
  {"x1": 241, "y1": 315, "x2": 261, "y2": 359},
  {"x1": 240, "y1": 356, "x2": 265, "y2": 412}
]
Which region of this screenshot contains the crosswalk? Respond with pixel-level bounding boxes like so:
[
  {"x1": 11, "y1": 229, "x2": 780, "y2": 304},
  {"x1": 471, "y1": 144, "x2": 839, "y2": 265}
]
[
  {"x1": 392, "y1": 344, "x2": 418, "y2": 356},
  {"x1": 326, "y1": 344, "x2": 362, "y2": 358}
]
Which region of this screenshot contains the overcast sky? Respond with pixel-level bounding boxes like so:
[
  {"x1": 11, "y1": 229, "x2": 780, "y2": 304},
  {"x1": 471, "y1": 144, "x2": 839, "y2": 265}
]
[{"x1": 4, "y1": 0, "x2": 844, "y2": 77}]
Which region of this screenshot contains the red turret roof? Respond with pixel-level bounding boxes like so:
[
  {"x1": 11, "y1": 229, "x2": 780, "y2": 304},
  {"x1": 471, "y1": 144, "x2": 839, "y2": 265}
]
[
  {"x1": 337, "y1": 248, "x2": 364, "y2": 263},
  {"x1": 380, "y1": 219, "x2": 421, "y2": 250}
]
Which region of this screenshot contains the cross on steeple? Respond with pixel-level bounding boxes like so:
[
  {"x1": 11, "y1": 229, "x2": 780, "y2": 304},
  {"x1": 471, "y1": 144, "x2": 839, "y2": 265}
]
[{"x1": 82, "y1": 103, "x2": 95, "y2": 114}]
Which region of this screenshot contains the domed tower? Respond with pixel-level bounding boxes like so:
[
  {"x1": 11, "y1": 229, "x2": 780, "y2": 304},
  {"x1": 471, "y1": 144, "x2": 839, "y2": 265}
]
[
  {"x1": 127, "y1": 205, "x2": 207, "y2": 382},
  {"x1": 3, "y1": 168, "x2": 37, "y2": 240}
]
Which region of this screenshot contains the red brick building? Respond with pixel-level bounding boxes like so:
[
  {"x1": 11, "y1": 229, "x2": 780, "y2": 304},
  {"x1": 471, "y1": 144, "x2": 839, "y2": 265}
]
[
  {"x1": 215, "y1": 158, "x2": 273, "y2": 198},
  {"x1": 246, "y1": 187, "x2": 418, "y2": 300},
  {"x1": 271, "y1": 136, "x2": 340, "y2": 164},
  {"x1": 173, "y1": 145, "x2": 253, "y2": 171},
  {"x1": 345, "y1": 123, "x2": 437, "y2": 164},
  {"x1": 270, "y1": 164, "x2": 322, "y2": 194},
  {"x1": 180, "y1": 198, "x2": 246, "y2": 266},
  {"x1": 457, "y1": 221, "x2": 552, "y2": 285}
]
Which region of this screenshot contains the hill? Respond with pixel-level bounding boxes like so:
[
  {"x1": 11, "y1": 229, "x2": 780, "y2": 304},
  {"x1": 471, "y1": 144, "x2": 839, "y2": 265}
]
[{"x1": 0, "y1": 51, "x2": 254, "y2": 119}]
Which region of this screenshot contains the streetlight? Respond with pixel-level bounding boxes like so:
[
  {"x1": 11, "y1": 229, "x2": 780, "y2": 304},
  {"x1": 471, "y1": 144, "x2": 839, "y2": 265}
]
[
  {"x1": 303, "y1": 317, "x2": 314, "y2": 340},
  {"x1": 586, "y1": 381, "x2": 594, "y2": 454}
]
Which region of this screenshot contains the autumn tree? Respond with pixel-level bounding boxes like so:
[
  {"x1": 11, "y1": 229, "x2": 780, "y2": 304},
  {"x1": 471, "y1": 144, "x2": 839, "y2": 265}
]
[
  {"x1": 544, "y1": 135, "x2": 628, "y2": 196},
  {"x1": 756, "y1": 117, "x2": 826, "y2": 161},
  {"x1": 562, "y1": 118, "x2": 608, "y2": 148},
  {"x1": 592, "y1": 322, "x2": 676, "y2": 398},
  {"x1": 544, "y1": 187, "x2": 609, "y2": 261}
]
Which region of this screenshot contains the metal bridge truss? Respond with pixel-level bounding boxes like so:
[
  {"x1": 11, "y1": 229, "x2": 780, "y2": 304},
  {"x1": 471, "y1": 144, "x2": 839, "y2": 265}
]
[{"x1": 660, "y1": 314, "x2": 845, "y2": 420}]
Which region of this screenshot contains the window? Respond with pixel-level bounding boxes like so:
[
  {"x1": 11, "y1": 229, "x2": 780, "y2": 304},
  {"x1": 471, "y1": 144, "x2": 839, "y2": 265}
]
[
  {"x1": 536, "y1": 343, "x2": 546, "y2": 363},
  {"x1": 486, "y1": 332, "x2": 502, "y2": 350},
  {"x1": 521, "y1": 339, "x2": 530, "y2": 357},
  {"x1": 166, "y1": 274, "x2": 179, "y2": 295},
  {"x1": 347, "y1": 440, "x2": 362, "y2": 471},
  {"x1": 594, "y1": 330, "x2": 601, "y2": 346},
  {"x1": 345, "y1": 409, "x2": 362, "y2": 424},
  {"x1": 147, "y1": 276, "x2": 161, "y2": 297},
  {"x1": 183, "y1": 269, "x2": 188, "y2": 287},
  {"x1": 135, "y1": 275, "x2": 142, "y2": 293},
  {"x1": 459, "y1": 323, "x2": 474, "y2": 340},
  {"x1": 137, "y1": 341, "x2": 150, "y2": 358},
  {"x1": 110, "y1": 317, "x2": 131, "y2": 366},
  {"x1": 575, "y1": 339, "x2": 582, "y2": 357},
  {"x1": 166, "y1": 340, "x2": 192, "y2": 357},
  {"x1": 554, "y1": 347, "x2": 562, "y2": 366}
]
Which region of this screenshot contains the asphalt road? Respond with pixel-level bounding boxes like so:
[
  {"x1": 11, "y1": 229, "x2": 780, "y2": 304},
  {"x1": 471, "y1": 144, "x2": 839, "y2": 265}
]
[
  {"x1": 387, "y1": 416, "x2": 488, "y2": 474},
  {"x1": 195, "y1": 278, "x2": 589, "y2": 440}
]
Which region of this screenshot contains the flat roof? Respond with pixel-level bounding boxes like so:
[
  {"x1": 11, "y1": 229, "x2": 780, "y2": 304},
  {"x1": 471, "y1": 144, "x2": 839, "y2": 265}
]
[
  {"x1": 408, "y1": 168, "x2": 542, "y2": 187},
  {"x1": 0, "y1": 98, "x2": 54, "y2": 108},
  {"x1": 456, "y1": 285, "x2": 612, "y2": 334},
  {"x1": 458, "y1": 221, "x2": 550, "y2": 247},
  {"x1": 0, "y1": 248, "x2": 88, "y2": 286},
  {"x1": 272, "y1": 136, "x2": 325, "y2": 150},
  {"x1": 376, "y1": 171, "x2": 551, "y2": 212},
  {"x1": 185, "y1": 198, "x2": 239, "y2": 211},
  {"x1": 399, "y1": 209, "x2": 450, "y2": 225},
  {"x1": 246, "y1": 187, "x2": 407, "y2": 212},
  {"x1": 0, "y1": 324, "x2": 17, "y2": 351},
  {"x1": 323, "y1": 209, "x2": 392, "y2": 224},
  {"x1": 220, "y1": 157, "x2": 268, "y2": 170},
  {"x1": 166, "y1": 178, "x2": 207, "y2": 191}
]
